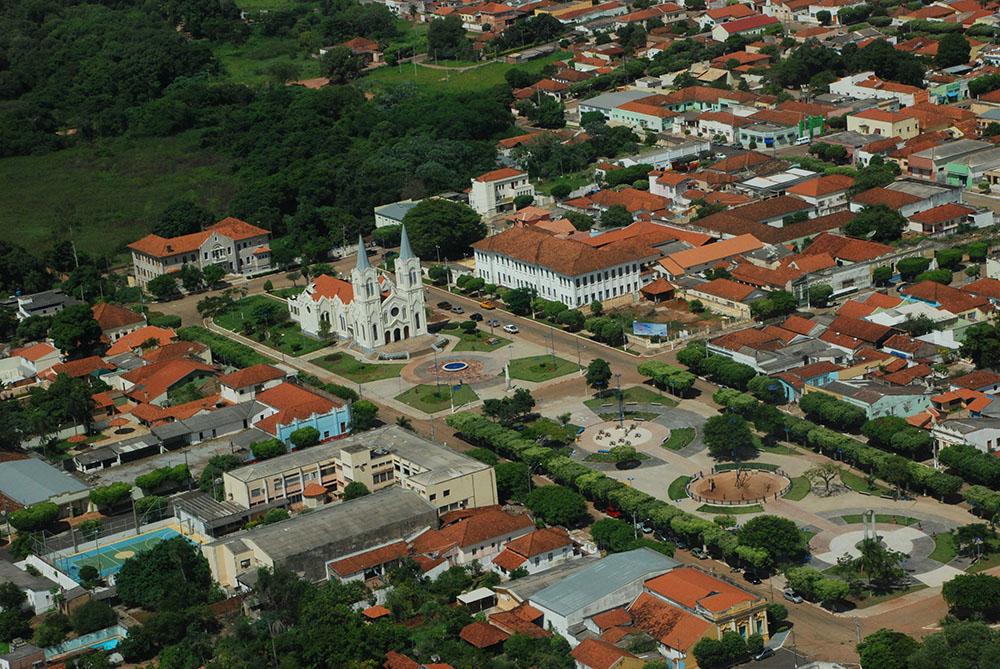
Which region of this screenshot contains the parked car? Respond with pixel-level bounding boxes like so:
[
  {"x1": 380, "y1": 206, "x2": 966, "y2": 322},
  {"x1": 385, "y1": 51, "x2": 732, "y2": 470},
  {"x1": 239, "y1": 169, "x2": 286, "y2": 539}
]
[
  {"x1": 604, "y1": 506, "x2": 622, "y2": 518},
  {"x1": 437, "y1": 301, "x2": 451, "y2": 309},
  {"x1": 503, "y1": 324, "x2": 519, "y2": 334},
  {"x1": 469, "y1": 312, "x2": 483, "y2": 322},
  {"x1": 783, "y1": 590, "x2": 803, "y2": 604},
  {"x1": 487, "y1": 319, "x2": 501, "y2": 327},
  {"x1": 451, "y1": 305, "x2": 464, "y2": 314},
  {"x1": 691, "y1": 547, "x2": 709, "y2": 559},
  {"x1": 754, "y1": 648, "x2": 775, "y2": 661},
  {"x1": 638, "y1": 523, "x2": 653, "y2": 534},
  {"x1": 744, "y1": 572, "x2": 762, "y2": 585},
  {"x1": 479, "y1": 300, "x2": 496, "y2": 310}
]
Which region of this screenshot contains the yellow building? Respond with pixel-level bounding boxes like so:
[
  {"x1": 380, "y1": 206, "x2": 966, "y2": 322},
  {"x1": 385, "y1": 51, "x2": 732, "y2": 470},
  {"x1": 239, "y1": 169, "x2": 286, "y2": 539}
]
[
  {"x1": 847, "y1": 108, "x2": 920, "y2": 140},
  {"x1": 222, "y1": 425, "x2": 497, "y2": 513}
]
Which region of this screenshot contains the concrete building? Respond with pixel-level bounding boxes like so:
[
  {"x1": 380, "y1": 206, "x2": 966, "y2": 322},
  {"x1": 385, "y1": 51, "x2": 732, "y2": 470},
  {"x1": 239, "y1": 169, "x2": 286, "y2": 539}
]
[
  {"x1": 932, "y1": 417, "x2": 1000, "y2": 455},
  {"x1": 0, "y1": 561, "x2": 60, "y2": 615},
  {"x1": 529, "y1": 548, "x2": 678, "y2": 641},
  {"x1": 469, "y1": 168, "x2": 535, "y2": 216},
  {"x1": 491, "y1": 527, "x2": 577, "y2": 576},
  {"x1": 128, "y1": 217, "x2": 271, "y2": 287},
  {"x1": 15, "y1": 289, "x2": 81, "y2": 321},
  {"x1": 828, "y1": 72, "x2": 929, "y2": 107},
  {"x1": 288, "y1": 231, "x2": 427, "y2": 350},
  {"x1": 0, "y1": 457, "x2": 90, "y2": 518},
  {"x1": 0, "y1": 642, "x2": 45, "y2": 669},
  {"x1": 804, "y1": 381, "x2": 931, "y2": 419},
  {"x1": 578, "y1": 90, "x2": 652, "y2": 118},
  {"x1": 222, "y1": 425, "x2": 497, "y2": 513},
  {"x1": 944, "y1": 146, "x2": 1000, "y2": 188},
  {"x1": 846, "y1": 109, "x2": 920, "y2": 140},
  {"x1": 203, "y1": 487, "x2": 438, "y2": 589},
  {"x1": 682, "y1": 278, "x2": 761, "y2": 319}
]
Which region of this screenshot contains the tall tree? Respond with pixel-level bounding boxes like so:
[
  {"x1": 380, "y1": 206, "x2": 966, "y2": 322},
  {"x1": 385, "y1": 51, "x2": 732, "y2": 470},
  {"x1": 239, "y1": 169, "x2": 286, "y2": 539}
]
[{"x1": 402, "y1": 199, "x2": 486, "y2": 260}]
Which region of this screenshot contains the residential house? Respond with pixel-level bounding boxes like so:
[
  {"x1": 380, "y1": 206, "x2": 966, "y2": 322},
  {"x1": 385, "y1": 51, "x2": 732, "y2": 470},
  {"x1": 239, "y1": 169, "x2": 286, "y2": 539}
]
[
  {"x1": 828, "y1": 72, "x2": 929, "y2": 107},
  {"x1": 15, "y1": 289, "x2": 82, "y2": 321},
  {"x1": 950, "y1": 370, "x2": 1000, "y2": 394},
  {"x1": 932, "y1": 417, "x2": 1000, "y2": 456},
  {"x1": 785, "y1": 174, "x2": 855, "y2": 215},
  {"x1": 908, "y1": 203, "x2": 988, "y2": 236},
  {"x1": 847, "y1": 109, "x2": 920, "y2": 140},
  {"x1": 804, "y1": 380, "x2": 932, "y2": 418},
  {"x1": 0, "y1": 561, "x2": 60, "y2": 615},
  {"x1": 469, "y1": 168, "x2": 535, "y2": 216},
  {"x1": 337, "y1": 37, "x2": 383, "y2": 65},
  {"x1": 901, "y1": 280, "x2": 991, "y2": 322},
  {"x1": 410, "y1": 506, "x2": 535, "y2": 569},
  {"x1": 1, "y1": 342, "x2": 61, "y2": 387},
  {"x1": 682, "y1": 278, "x2": 762, "y2": 319},
  {"x1": 943, "y1": 146, "x2": 1000, "y2": 188},
  {"x1": 772, "y1": 361, "x2": 844, "y2": 402},
  {"x1": 129, "y1": 217, "x2": 272, "y2": 287},
  {"x1": 218, "y1": 364, "x2": 288, "y2": 404},
  {"x1": 92, "y1": 302, "x2": 146, "y2": 344},
  {"x1": 656, "y1": 235, "x2": 765, "y2": 280},
  {"x1": 711, "y1": 15, "x2": 780, "y2": 42},
  {"x1": 570, "y1": 639, "x2": 642, "y2": 669},
  {"x1": 697, "y1": 2, "x2": 756, "y2": 28},
  {"x1": 492, "y1": 527, "x2": 577, "y2": 576},
  {"x1": 907, "y1": 139, "x2": 993, "y2": 182}
]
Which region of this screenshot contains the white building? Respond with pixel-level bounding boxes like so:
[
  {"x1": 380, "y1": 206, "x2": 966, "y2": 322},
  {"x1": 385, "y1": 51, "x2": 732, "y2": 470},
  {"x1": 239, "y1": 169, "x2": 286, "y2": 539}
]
[
  {"x1": 472, "y1": 225, "x2": 655, "y2": 308},
  {"x1": 374, "y1": 199, "x2": 420, "y2": 229},
  {"x1": 469, "y1": 168, "x2": 535, "y2": 216},
  {"x1": 287, "y1": 228, "x2": 427, "y2": 351},
  {"x1": 828, "y1": 71, "x2": 926, "y2": 107},
  {"x1": 931, "y1": 417, "x2": 1000, "y2": 456}
]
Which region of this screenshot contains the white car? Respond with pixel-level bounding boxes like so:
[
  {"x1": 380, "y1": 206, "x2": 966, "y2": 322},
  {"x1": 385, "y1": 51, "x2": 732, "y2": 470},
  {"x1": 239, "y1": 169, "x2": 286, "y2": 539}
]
[{"x1": 503, "y1": 324, "x2": 519, "y2": 334}]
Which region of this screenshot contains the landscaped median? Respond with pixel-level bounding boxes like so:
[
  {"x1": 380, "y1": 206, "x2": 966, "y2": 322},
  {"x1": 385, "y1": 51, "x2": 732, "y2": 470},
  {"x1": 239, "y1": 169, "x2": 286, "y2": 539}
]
[
  {"x1": 315, "y1": 352, "x2": 404, "y2": 384},
  {"x1": 507, "y1": 355, "x2": 579, "y2": 382},
  {"x1": 396, "y1": 384, "x2": 478, "y2": 414}
]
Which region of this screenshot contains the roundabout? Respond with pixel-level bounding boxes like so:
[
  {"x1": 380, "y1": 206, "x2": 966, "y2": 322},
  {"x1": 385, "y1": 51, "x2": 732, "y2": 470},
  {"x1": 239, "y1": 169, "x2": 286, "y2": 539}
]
[
  {"x1": 578, "y1": 420, "x2": 671, "y2": 456},
  {"x1": 400, "y1": 352, "x2": 505, "y2": 386}
]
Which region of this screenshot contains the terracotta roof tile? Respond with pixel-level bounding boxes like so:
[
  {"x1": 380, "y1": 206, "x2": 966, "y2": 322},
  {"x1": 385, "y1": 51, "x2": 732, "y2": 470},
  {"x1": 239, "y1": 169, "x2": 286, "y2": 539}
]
[
  {"x1": 475, "y1": 167, "x2": 526, "y2": 182},
  {"x1": 460, "y1": 621, "x2": 510, "y2": 648},
  {"x1": 570, "y1": 638, "x2": 637, "y2": 669},
  {"x1": 963, "y1": 278, "x2": 1000, "y2": 301},
  {"x1": 909, "y1": 203, "x2": 976, "y2": 225},
  {"x1": 308, "y1": 274, "x2": 354, "y2": 303},
  {"x1": 781, "y1": 314, "x2": 819, "y2": 336},
  {"x1": 591, "y1": 607, "x2": 632, "y2": 630},
  {"x1": 657, "y1": 234, "x2": 763, "y2": 276},
  {"x1": 838, "y1": 300, "x2": 877, "y2": 319},
  {"x1": 500, "y1": 527, "x2": 571, "y2": 559},
  {"x1": 411, "y1": 508, "x2": 533, "y2": 553},
  {"x1": 9, "y1": 342, "x2": 59, "y2": 363},
  {"x1": 903, "y1": 280, "x2": 990, "y2": 314},
  {"x1": 46, "y1": 355, "x2": 114, "y2": 379},
  {"x1": 92, "y1": 302, "x2": 145, "y2": 332},
  {"x1": 801, "y1": 232, "x2": 893, "y2": 263},
  {"x1": 851, "y1": 187, "x2": 922, "y2": 209},
  {"x1": 645, "y1": 566, "x2": 760, "y2": 613},
  {"x1": 218, "y1": 363, "x2": 286, "y2": 389},
  {"x1": 105, "y1": 325, "x2": 176, "y2": 357},
  {"x1": 827, "y1": 315, "x2": 892, "y2": 344},
  {"x1": 785, "y1": 174, "x2": 855, "y2": 198},
  {"x1": 951, "y1": 370, "x2": 1000, "y2": 390},
  {"x1": 719, "y1": 14, "x2": 779, "y2": 33},
  {"x1": 627, "y1": 592, "x2": 712, "y2": 651},
  {"x1": 328, "y1": 541, "x2": 409, "y2": 577},
  {"x1": 691, "y1": 277, "x2": 756, "y2": 301},
  {"x1": 253, "y1": 381, "x2": 341, "y2": 434},
  {"x1": 121, "y1": 358, "x2": 216, "y2": 404}
]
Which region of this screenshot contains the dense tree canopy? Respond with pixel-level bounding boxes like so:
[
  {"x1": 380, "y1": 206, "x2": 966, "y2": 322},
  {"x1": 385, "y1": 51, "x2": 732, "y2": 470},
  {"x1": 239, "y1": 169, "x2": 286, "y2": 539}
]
[{"x1": 401, "y1": 199, "x2": 486, "y2": 260}]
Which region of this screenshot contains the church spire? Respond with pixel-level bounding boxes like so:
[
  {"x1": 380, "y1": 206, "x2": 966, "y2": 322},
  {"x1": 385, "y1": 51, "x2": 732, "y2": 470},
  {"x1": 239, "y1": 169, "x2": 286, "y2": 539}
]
[
  {"x1": 355, "y1": 234, "x2": 371, "y2": 271},
  {"x1": 398, "y1": 224, "x2": 414, "y2": 261}
]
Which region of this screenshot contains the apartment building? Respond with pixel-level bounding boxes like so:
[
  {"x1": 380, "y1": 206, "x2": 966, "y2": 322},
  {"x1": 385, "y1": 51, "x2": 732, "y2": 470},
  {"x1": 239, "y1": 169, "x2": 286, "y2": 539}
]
[
  {"x1": 222, "y1": 425, "x2": 497, "y2": 513},
  {"x1": 469, "y1": 168, "x2": 535, "y2": 216}
]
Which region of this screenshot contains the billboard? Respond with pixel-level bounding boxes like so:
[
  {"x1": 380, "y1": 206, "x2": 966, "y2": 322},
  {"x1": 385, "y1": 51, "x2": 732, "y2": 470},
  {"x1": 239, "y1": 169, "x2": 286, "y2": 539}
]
[{"x1": 632, "y1": 321, "x2": 669, "y2": 337}]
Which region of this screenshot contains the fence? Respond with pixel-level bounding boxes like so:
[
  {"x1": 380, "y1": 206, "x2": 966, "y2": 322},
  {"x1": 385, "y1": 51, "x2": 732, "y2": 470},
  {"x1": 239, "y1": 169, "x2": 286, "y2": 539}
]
[
  {"x1": 43, "y1": 625, "x2": 129, "y2": 660},
  {"x1": 30, "y1": 501, "x2": 174, "y2": 558}
]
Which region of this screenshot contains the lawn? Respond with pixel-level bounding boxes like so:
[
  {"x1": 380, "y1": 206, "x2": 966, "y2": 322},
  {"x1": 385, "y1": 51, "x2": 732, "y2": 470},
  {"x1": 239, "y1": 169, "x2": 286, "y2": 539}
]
[
  {"x1": 853, "y1": 584, "x2": 928, "y2": 609},
  {"x1": 0, "y1": 131, "x2": 236, "y2": 257},
  {"x1": 969, "y1": 551, "x2": 1000, "y2": 573},
  {"x1": 785, "y1": 476, "x2": 811, "y2": 502},
  {"x1": 441, "y1": 324, "x2": 511, "y2": 352},
  {"x1": 840, "y1": 514, "x2": 918, "y2": 526},
  {"x1": 929, "y1": 532, "x2": 957, "y2": 564},
  {"x1": 668, "y1": 476, "x2": 691, "y2": 501},
  {"x1": 213, "y1": 37, "x2": 322, "y2": 85},
  {"x1": 584, "y1": 386, "x2": 677, "y2": 412},
  {"x1": 536, "y1": 169, "x2": 595, "y2": 196},
  {"x1": 395, "y1": 384, "x2": 478, "y2": 414},
  {"x1": 364, "y1": 50, "x2": 570, "y2": 93},
  {"x1": 839, "y1": 469, "x2": 889, "y2": 496},
  {"x1": 759, "y1": 442, "x2": 799, "y2": 455},
  {"x1": 270, "y1": 287, "x2": 302, "y2": 299},
  {"x1": 214, "y1": 295, "x2": 327, "y2": 357},
  {"x1": 662, "y1": 427, "x2": 695, "y2": 451},
  {"x1": 697, "y1": 504, "x2": 764, "y2": 514},
  {"x1": 317, "y1": 353, "x2": 405, "y2": 384},
  {"x1": 508, "y1": 355, "x2": 580, "y2": 382}
]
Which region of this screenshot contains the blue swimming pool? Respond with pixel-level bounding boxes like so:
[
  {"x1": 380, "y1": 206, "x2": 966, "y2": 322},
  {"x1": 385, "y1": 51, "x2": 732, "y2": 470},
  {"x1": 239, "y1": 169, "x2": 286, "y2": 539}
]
[{"x1": 91, "y1": 639, "x2": 119, "y2": 651}]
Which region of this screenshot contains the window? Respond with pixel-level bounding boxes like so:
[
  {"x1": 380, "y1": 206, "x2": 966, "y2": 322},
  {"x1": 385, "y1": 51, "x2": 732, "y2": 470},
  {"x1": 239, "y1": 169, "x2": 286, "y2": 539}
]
[
  {"x1": 251, "y1": 488, "x2": 262, "y2": 497},
  {"x1": 443, "y1": 489, "x2": 450, "y2": 497},
  {"x1": 240, "y1": 559, "x2": 251, "y2": 569}
]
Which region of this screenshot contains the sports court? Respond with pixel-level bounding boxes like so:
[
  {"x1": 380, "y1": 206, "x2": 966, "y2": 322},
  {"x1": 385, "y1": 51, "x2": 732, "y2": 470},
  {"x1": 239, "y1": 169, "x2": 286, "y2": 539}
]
[{"x1": 57, "y1": 526, "x2": 185, "y2": 581}]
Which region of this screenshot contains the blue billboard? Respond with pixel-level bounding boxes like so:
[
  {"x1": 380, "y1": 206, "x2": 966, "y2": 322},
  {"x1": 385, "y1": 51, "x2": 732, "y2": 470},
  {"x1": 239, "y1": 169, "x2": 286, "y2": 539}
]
[{"x1": 632, "y1": 321, "x2": 669, "y2": 337}]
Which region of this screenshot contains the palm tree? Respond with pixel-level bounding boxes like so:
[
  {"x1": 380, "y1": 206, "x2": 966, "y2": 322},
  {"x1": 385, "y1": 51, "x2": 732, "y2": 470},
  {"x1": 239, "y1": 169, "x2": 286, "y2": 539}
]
[{"x1": 395, "y1": 416, "x2": 413, "y2": 431}]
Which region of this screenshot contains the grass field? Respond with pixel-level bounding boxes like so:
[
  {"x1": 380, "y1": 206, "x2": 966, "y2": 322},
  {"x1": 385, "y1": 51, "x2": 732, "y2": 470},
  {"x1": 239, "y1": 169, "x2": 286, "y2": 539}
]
[
  {"x1": 668, "y1": 476, "x2": 691, "y2": 501},
  {"x1": 508, "y1": 355, "x2": 580, "y2": 382},
  {"x1": 365, "y1": 50, "x2": 570, "y2": 93},
  {"x1": 840, "y1": 470, "x2": 889, "y2": 495},
  {"x1": 585, "y1": 386, "x2": 677, "y2": 412},
  {"x1": 441, "y1": 324, "x2": 511, "y2": 352},
  {"x1": 929, "y1": 532, "x2": 957, "y2": 564},
  {"x1": 662, "y1": 427, "x2": 695, "y2": 451},
  {"x1": 317, "y1": 353, "x2": 405, "y2": 384},
  {"x1": 214, "y1": 296, "x2": 328, "y2": 356},
  {"x1": 760, "y1": 442, "x2": 798, "y2": 455},
  {"x1": 214, "y1": 37, "x2": 323, "y2": 85},
  {"x1": 0, "y1": 131, "x2": 236, "y2": 256},
  {"x1": 840, "y1": 514, "x2": 918, "y2": 526},
  {"x1": 697, "y1": 504, "x2": 764, "y2": 514},
  {"x1": 785, "y1": 476, "x2": 811, "y2": 501},
  {"x1": 395, "y1": 383, "x2": 478, "y2": 414},
  {"x1": 853, "y1": 584, "x2": 928, "y2": 609},
  {"x1": 969, "y1": 551, "x2": 1000, "y2": 573}
]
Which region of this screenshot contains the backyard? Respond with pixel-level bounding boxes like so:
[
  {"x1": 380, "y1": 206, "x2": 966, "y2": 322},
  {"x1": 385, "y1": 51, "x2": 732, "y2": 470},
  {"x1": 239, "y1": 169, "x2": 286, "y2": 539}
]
[
  {"x1": 316, "y1": 353, "x2": 405, "y2": 384},
  {"x1": 508, "y1": 355, "x2": 580, "y2": 382},
  {"x1": 395, "y1": 384, "x2": 479, "y2": 414}
]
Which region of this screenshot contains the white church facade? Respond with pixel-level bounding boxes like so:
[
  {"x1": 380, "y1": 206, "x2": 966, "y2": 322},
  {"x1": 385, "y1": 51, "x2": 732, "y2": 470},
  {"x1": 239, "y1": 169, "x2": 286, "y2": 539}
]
[{"x1": 287, "y1": 228, "x2": 427, "y2": 351}]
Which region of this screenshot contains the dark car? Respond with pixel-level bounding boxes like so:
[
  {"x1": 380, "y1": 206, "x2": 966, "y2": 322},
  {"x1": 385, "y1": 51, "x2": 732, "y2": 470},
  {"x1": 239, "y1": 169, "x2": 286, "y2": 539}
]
[
  {"x1": 487, "y1": 319, "x2": 501, "y2": 327},
  {"x1": 744, "y1": 572, "x2": 762, "y2": 585},
  {"x1": 753, "y1": 648, "x2": 774, "y2": 661},
  {"x1": 470, "y1": 312, "x2": 483, "y2": 322},
  {"x1": 437, "y1": 301, "x2": 451, "y2": 309}
]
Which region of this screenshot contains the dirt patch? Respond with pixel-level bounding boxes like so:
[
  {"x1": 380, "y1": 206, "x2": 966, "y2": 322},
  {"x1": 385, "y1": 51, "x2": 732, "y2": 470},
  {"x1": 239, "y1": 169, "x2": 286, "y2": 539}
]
[{"x1": 690, "y1": 469, "x2": 790, "y2": 504}]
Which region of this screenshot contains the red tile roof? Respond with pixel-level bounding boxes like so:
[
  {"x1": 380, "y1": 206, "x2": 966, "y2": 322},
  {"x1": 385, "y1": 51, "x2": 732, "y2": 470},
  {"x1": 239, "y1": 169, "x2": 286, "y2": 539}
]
[
  {"x1": 909, "y1": 203, "x2": 976, "y2": 225},
  {"x1": 826, "y1": 315, "x2": 892, "y2": 345},
  {"x1": 105, "y1": 325, "x2": 176, "y2": 357},
  {"x1": 591, "y1": 607, "x2": 632, "y2": 631},
  {"x1": 121, "y1": 358, "x2": 216, "y2": 403},
  {"x1": 645, "y1": 567, "x2": 760, "y2": 613},
  {"x1": 657, "y1": 234, "x2": 764, "y2": 276},
  {"x1": 627, "y1": 592, "x2": 712, "y2": 651},
  {"x1": 218, "y1": 363, "x2": 285, "y2": 389},
  {"x1": 570, "y1": 638, "x2": 637, "y2": 669},
  {"x1": 46, "y1": 355, "x2": 114, "y2": 379},
  {"x1": 500, "y1": 526, "x2": 571, "y2": 558},
  {"x1": 460, "y1": 621, "x2": 510, "y2": 648},
  {"x1": 328, "y1": 541, "x2": 409, "y2": 577},
  {"x1": 781, "y1": 314, "x2": 819, "y2": 336},
  {"x1": 489, "y1": 605, "x2": 550, "y2": 638},
  {"x1": 309, "y1": 274, "x2": 354, "y2": 303},
  {"x1": 363, "y1": 605, "x2": 392, "y2": 620},
  {"x1": 9, "y1": 342, "x2": 59, "y2": 363},
  {"x1": 963, "y1": 278, "x2": 1000, "y2": 301},
  {"x1": 142, "y1": 341, "x2": 207, "y2": 363},
  {"x1": 254, "y1": 382, "x2": 342, "y2": 435},
  {"x1": 128, "y1": 218, "x2": 268, "y2": 258},
  {"x1": 719, "y1": 14, "x2": 779, "y2": 33},
  {"x1": 92, "y1": 302, "x2": 145, "y2": 332},
  {"x1": 882, "y1": 362, "x2": 933, "y2": 385},
  {"x1": 411, "y1": 508, "x2": 533, "y2": 553},
  {"x1": 785, "y1": 174, "x2": 855, "y2": 198},
  {"x1": 851, "y1": 108, "x2": 918, "y2": 124},
  {"x1": 851, "y1": 187, "x2": 922, "y2": 209},
  {"x1": 691, "y1": 277, "x2": 756, "y2": 302},
  {"x1": 475, "y1": 167, "x2": 526, "y2": 182},
  {"x1": 801, "y1": 232, "x2": 893, "y2": 263},
  {"x1": 903, "y1": 280, "x2": 990, "y2": 314},
  {"x1": 951, "y1": 370, "x2": 1000, "y2": 390}
]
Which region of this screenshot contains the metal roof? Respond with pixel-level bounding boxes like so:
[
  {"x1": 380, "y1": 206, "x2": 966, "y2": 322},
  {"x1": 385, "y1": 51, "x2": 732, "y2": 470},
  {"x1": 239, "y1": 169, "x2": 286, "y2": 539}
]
[
  {"x1": 530, "y1": 548, "x2": 677, "y2": 616},
  {"x1": 375, "y1": 200, "x2": 419, "y2": 223},
  {"x1": 0, "y1": 457, "x2": 89, "y2": 505}
]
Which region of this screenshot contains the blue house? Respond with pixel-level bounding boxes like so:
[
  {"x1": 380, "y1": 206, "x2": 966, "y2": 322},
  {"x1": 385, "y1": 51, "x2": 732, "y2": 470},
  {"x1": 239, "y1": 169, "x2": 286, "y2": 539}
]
[
  {"x1": 253, "y1": 381, "x2": 352, "y2": 445},
  {"x1": 772, "y1": 361, "x2": 843, "y2": 403}
]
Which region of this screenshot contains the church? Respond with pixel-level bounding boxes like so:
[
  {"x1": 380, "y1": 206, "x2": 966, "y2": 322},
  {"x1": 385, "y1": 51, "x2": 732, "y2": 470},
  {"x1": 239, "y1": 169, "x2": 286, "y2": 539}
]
[{"x1": 287, "y1": 227, "x2": 427, "y2": 351}]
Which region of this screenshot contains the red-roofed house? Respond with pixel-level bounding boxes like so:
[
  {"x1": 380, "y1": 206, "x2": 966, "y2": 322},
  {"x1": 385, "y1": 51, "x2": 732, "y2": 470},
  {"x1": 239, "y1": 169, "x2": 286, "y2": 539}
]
[
  {"x1": 800, "y1": 233, "x2": 894, "y2": 264},
  {"x1": 119, "y1": 358, "x2": 216, "y2": 406},
  {"x1": 219, "y1": 364, "x2": 288, "y2": 403},
  {"x1": 252, "y1": 381, "x2": 351, "y2": 443},
  {"x1": 684, "y1": 278, "x2": 760, "y2": 319},
  {"x1": 711, "y1": 15, "x2": 779, "y2": 41},
  {"x1": 411, "y1": 507, "x2": 534, "y2": 567},
  {"x1": 848, "y1": 108, "x2": 920, "y2": 140},
  {"x1": 626, "y1": 592, "x2": 712, "y2": 667},
  {"x1": 4, "y1": 342, "x2": 62, "y2": 384},
  {"x1": 129, "y1": 217, "x2": 271, "y2": 287},
  {"x1": 950, "y1": 370, "x2": 1000, "y2": 394},
  {"x1": 907, "y1": 203, "x2": 981, "y2": 237},
  {"x1": 785, "y1": 174, "x2": 854, "y2": 216},
  {"x1": 901, "y1": 281, "x2": 991, "y2": 321},
  {"x1": 92, "y1": 302, "x2": 146, "y2": 344},
  {"x1": 491, "y1": 527, "x2": 576, "y2": 576},
  {"x1": 570, "y1": 638, "x2": 641, "y2": 669},
  {"x1": 43, "y1": 355, "x2": 114, "y2": 382},
  {"x1": 104, "y1": 325, "x2": 176, "y2": 357},
  {"x1": 460, "y1": 621, "x2": 510, "y2": 650},
  {"x1": 470, "y1": 168, "x2": 535, "y2": 215}
]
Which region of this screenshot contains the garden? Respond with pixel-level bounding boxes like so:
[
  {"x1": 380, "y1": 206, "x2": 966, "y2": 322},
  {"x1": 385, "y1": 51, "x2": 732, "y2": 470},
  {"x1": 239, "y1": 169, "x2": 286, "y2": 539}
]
[
  {"x1": 507, "y1": 355, "x2": 580, "y2": 382},
  {"x1": 317, "y1": 353, "x2": 405, "y2": 384},
  {"x1": 213, "y1": 295, "x2": 327, "y2": 356},
  {"x1": 395, "y1": 384, "x2": 478, "y2": 414}
]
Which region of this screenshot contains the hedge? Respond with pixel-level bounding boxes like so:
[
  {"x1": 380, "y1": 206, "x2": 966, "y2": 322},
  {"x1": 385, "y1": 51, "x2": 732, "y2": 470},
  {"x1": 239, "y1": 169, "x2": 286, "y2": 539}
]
[
  {"x1": 177, "y1": 326, "x2": 272, "y2": 368},
  {"x1": 134, "y1": 464, "x2": 190, "y2": 493},
  {"x1": 447, "y1": 413, "x2": 774, "y2": 567}
]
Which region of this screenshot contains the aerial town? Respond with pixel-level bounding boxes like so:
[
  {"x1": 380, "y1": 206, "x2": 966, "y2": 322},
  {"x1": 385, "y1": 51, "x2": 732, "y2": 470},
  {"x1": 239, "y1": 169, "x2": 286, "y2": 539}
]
[{"x1": 4, "y1": 0, "x2": 1000, "y2": 668}]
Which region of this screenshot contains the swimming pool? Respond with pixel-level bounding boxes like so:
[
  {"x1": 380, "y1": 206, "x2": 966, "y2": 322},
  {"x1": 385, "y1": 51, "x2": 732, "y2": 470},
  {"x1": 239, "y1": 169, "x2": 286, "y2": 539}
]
[{"x1": 91, "y1": 639, "x2": 119, "y2": 651}]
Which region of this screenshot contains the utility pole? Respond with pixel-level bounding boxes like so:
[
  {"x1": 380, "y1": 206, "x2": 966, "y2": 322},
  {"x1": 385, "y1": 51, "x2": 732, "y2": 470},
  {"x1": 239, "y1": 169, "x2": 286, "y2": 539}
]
[{"x1": 616, "y1": 372, "x2": 624, "y2": 427}]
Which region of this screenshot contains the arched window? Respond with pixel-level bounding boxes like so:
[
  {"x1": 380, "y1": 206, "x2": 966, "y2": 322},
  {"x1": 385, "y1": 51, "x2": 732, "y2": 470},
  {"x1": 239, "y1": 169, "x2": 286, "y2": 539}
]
[
  {"x1": 409, "y1": 269, "x2": 417, "y2": 285},
  {"x1": 366, "y1": 280, "x2": 374, "y2": 298}
]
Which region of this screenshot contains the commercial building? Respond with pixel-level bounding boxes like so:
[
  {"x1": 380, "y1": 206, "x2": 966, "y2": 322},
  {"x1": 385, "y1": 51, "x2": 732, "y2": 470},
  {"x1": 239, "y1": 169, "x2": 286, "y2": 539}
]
[
  {"x1": 0, "y1": 457, "x2": 90, "y2": 518},
  {"x1": 222, "y1": 425, "x2": 497, "y2": 513},
  {"x1": 203, "y1": 487, "x2": 439, "y2": 588},
  {"x1": 128, "y1": 217, "x2": 271, "y2": 287},
  {"x1": 469, "y1": 168, "x2": 535, "y2": 216},
  {"x1": 846, "y1": 109, "x2": 920, "y2": 140}
]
